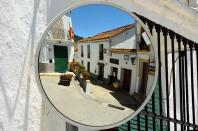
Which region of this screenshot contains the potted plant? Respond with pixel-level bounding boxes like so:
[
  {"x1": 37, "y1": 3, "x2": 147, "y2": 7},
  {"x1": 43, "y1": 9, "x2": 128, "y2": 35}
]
[
  {"x1": 77, "y1": 64, "x2": 85, "y2": 74},
  {"x1": 58, "y1": 73, "x2": 73, "y2": 86},
  {"x1": 82, "y1": 70, "x2": 90, "y2": 81},
  {"x1": 69, "y1": 59, "x2": 78, "y2": 72},
  {"x1": 76, "y1": 64, "x2": 85, "y2": 80},
  {"x1": 112, "y1": 81, "x2": 120, "y2": 90}
]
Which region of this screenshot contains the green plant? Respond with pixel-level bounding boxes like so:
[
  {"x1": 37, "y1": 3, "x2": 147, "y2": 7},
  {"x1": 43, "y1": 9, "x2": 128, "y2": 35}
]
[
  {"x1": 60, "y1": 73, "x2": 73, "y2": 81},
  {"x1": 77, "y1": 64, "x2": 85, "y2": 74},
  {"x1": 69, "y1": 59, "x2": 78, "y2": 71},
  {"x1": 82, "y1": 71, "x2": 90, "y2": 80}
]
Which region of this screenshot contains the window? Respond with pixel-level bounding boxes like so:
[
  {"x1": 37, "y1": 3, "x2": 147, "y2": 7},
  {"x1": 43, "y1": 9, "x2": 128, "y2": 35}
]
[
  {"x1": 110, "y1": 58, "x2": 119, "y2": 65},
  {"x1": 81, "y1": 60, "x2": 84, "y2": 65},
  {"x1": 104, "y1": 49, "x2": 107, "y2": 54},
  {"x1": 124, "y1": 55, "x2": 129, "y2": 60},
  {"x1": 99, "y1": 44, "x2": 104, "y2": 60},
  {"x1": 49, "y1": 59, "x2": 53, "y2": 63},
  {"x1": 87, "y1": 45, "x2": 90, "y2": 58},
  {"x1": 81, "y1": 45, "x2": 84, "y2": 57},
  {"x1": 87, "y1": 62, "x2": 90, "y2": 72}
]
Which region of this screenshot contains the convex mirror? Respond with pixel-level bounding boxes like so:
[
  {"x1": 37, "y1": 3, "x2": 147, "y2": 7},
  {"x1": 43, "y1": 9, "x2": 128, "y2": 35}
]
[{"x1": 36, "y1": 4, "x2": 158, "y2": 129}]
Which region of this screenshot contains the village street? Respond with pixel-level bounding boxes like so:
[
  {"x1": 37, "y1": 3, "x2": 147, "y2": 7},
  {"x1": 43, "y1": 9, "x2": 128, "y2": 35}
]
[
  {"x1": 90, "y1": 81, "x2": 140, "y2": 110},
  {"x1": 40, "y1": 75, "x2": 135, "y2": 126}
]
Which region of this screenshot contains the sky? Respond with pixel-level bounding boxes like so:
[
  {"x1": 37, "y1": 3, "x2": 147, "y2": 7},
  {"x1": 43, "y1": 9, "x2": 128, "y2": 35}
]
[{"x1": 70, "y1": 4, "x2": 135, "y2": 38}]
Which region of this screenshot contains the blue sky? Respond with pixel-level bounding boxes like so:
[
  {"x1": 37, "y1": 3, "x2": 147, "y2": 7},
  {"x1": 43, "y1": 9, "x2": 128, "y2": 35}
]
[{"x1": 70, "y1": 4, "x2": 135, "y2": 38}]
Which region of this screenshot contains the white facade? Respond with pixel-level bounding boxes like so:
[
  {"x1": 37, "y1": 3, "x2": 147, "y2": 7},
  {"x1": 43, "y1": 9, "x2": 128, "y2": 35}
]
[
  {"x1": 76, "y1": 25, "x2": 153, "y2": 95},
  {"x1": 39, "y1": 39, "x2": 74, "y2": 72},
  {"x1": 39, "y1": 13, "x2": 74, "y2": 73}
]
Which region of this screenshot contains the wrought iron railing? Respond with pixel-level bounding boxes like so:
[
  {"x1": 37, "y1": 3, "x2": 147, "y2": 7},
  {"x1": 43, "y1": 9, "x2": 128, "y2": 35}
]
[{"x1": 117, "y1": 15, "x2": 198, "y2": 131}]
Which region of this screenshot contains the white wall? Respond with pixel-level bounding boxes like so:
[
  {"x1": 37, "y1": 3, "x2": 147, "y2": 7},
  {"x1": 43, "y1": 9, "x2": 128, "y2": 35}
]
[
  {"x1": 40, "y1": 39, "x2": 74, "y2": 64},
  {"x1": 166, "y1": 51, "x2": 198, "y2": 130},
  {"x1": 76, "y1": 27, "x2": 137, "y2": 95},
  {"x1": 111, "y1": 27, "x2": 136, "y2": 49},
  {"x1": 77, "y1": 41, "x2": 103, "y2": 76},
  {"x1": 0, "y1": 0, "x2": 48, "y2": 131},
  {"x1": 148, "y1": 21, "x2": 198, "y2": 130},
  {"x1": 42, "y1": 102, "x2": 66, "y2": 131},
  {"x1": 0, "y1": 1, "x2": 73, "y2": 131},
  {"x1": 61, "y1": 14, "x2": 72, "y2": 40}
]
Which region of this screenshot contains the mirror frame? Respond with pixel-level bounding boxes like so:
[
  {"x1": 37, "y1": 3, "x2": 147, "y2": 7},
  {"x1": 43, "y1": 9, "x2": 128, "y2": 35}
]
[{"x1": 34, "y1": 1, "x2": 159, "y2": 130}]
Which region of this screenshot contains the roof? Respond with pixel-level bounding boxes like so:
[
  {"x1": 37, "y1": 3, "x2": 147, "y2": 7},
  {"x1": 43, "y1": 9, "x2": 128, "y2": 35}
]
[
  {"x1": 110, "y1": 48, "x2": 136, "y2": 54},
  {"x1": 50, "y1": 19, "x2": 66, "y2": 39},
  {"x1": 78, "y1": 24, "x2": 135, "y2": 43}
]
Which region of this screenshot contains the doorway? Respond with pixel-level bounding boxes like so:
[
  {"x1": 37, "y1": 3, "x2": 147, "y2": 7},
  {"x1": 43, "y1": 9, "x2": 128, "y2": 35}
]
[
  {"x1": 122, "y1": 69, "x2": 132, "y2": 92},
  {"x1": 98, "y1": 64, "x2": 104, "y2": 81},
  {"x1": 110, "y1": 67, "x2": 118, "y2": 84},
  {"x1": 54, "y1": 45, "x2": 68, "y2": 73}
]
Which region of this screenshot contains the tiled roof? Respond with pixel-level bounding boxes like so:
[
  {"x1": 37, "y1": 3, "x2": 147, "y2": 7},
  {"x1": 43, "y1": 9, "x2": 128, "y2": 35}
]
[
  {"x1": 50, "y1": 19, "x2": 65, "y2": 39},
  {"x1": 78, "y1": 24, "x2": 135, "y2": 43}
]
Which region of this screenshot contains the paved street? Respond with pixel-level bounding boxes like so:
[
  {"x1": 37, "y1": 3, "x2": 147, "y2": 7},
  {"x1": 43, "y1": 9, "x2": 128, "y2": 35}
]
[
  {"x1": 40, "y1": 75, "x2": 135, "y2": 126},
  {"x1": 89, "y1": 81, "x2": 140, "y2": 110}
]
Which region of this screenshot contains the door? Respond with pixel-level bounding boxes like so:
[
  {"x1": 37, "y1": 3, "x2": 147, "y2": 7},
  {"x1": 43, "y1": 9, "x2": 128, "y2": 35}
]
[
  {"x1": 110, "y1": 67, "x2": 118, "y2": 84},
  {"x1": 98, "y1": 64, "x2": 104, "y2": 81},
  {"x1": 112, "y1": 67, "x2": 118, "y2": 79},
  {"x1": 54, "y1": 45, "x2": 68, "y2": 73},
  {"x1": 122, "y1": 69, "x2": 132, "y2": 91}
]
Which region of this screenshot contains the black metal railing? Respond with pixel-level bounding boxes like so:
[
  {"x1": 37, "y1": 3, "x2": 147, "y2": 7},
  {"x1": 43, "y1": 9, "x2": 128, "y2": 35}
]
[{"x1": 117, "y1": 15, "x2": 198, "y2": 131}]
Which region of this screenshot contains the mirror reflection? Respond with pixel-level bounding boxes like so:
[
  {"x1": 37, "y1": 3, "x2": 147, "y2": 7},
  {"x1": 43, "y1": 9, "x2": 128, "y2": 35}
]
[{"x1": 39, "y1": 4, "x2": 156, "y2": 127}]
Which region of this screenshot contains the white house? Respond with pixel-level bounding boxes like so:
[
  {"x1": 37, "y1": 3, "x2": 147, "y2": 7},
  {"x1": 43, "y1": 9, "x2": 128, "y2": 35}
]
[
  {"x1": 76, "y1": 23, "x2": 155, "y2": 96},
  {"x1": 39, "y1": 13, "x2": 75, "y2": 73}
]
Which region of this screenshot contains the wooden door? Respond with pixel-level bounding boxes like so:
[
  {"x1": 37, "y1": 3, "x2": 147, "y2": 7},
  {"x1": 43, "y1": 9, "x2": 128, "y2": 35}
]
[
  {"x1": 98, "y1": 64, "x2": 104, "y2": 81},
  {"x1": 123, "y1": 69, "x2": 132, "y2": 91}
]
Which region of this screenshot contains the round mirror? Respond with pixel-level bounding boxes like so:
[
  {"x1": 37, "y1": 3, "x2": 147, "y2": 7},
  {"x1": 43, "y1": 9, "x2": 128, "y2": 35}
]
[{"x1": 36, "y1": 4, "x2": 157, "y2": 129}]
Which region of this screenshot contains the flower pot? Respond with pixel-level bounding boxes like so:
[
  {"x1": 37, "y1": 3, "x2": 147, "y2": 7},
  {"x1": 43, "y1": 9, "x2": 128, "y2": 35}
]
[{"x1": 59, "y1": 79, "x2": 71, "y2": 86}]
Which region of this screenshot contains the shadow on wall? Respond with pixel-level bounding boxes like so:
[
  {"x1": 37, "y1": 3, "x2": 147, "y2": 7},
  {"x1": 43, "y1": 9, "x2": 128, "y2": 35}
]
[{"x1": 0, "y1": 0, "x2": 48, "y2": 130}]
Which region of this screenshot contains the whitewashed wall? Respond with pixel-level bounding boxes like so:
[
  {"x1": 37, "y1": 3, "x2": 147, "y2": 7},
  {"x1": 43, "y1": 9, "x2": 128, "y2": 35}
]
[
  {"x1": 39, "y1": 40, "x2": 74, "y2": 64},
  {"x1": 111, "y1": 27, "x2": 136, "y2": 49},
  {"x1": 76, "y1": 28, "x2": 137, "y2": 95},
  {"x1": 62, "y1": 14, "x2": 73, "y2": 40},
  {"x1": 0, "y1": 0, "x2": 48, "y2": 131},
  {"x1": 0, "y1": 0, "x2": 69, "y2": 131}
]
